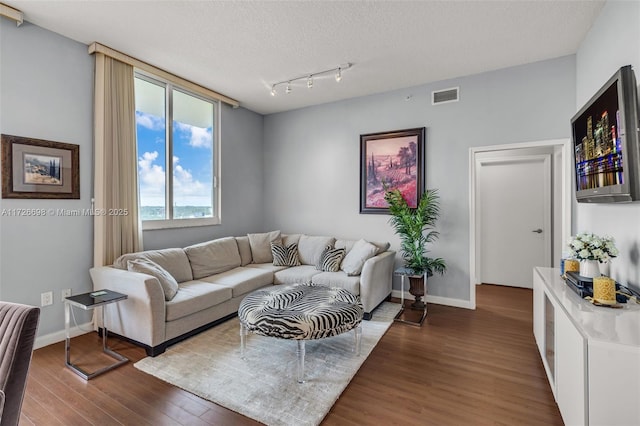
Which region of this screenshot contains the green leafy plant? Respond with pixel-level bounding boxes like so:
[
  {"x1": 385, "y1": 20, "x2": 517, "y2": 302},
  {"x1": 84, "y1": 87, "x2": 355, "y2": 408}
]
[{"x1": 384, "y1": 188, "x2": 446, "y2": 277}]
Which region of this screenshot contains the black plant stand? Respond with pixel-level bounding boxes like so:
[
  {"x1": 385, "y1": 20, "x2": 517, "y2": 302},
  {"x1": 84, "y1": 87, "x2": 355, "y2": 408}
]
[{"x1": 393, "y1": 267, "x2": 427, "y2": 327}]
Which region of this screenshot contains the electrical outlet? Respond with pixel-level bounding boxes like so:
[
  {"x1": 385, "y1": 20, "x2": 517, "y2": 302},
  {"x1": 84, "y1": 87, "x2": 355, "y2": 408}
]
[
  {"x1": 61, "y1": 288, "x2": 72, "y2": 301},
  {"x1": 41, "y1": 291, "x2": 53, "y2": 307}
]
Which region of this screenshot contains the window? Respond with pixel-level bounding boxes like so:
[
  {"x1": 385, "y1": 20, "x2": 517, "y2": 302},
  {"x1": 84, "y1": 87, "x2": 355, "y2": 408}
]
[{"x1": 134, "y1": 73, "x2": 219, "y2": 229}]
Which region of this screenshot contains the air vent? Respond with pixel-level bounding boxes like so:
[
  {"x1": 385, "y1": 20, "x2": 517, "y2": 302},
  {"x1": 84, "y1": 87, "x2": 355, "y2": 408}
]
[{"x1": 432, "y1": 87, "x2": 459, "y2": 105}]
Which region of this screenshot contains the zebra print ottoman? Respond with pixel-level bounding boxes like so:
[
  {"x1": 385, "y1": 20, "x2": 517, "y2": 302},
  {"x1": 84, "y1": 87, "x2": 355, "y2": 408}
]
[{"x1": 238, "y1": 283, "x2": 364, "y2": 383}]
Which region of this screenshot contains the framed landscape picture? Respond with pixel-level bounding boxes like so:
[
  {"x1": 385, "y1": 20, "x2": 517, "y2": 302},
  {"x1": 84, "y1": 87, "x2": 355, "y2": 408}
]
[
  {"x1": 360, "y1": 127, "x2": 425, "y2": 214},
  {"x1": 2, "y1": 134, "x2": 80, "y2": 199}
]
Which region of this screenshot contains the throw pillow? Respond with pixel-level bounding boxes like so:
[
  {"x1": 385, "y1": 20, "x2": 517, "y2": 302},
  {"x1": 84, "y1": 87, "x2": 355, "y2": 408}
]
[
  {"x1": 297, "y1": 235, "x2": 336, "y2": 265},
  {"x1": 271, "y1": 242, "x2": 301, "y2": 267},
  {"x1": 316, "y1": 245, "x2": 346, "y2": 272},
  {"x1": 183, "y1": 237, "x2": 241, "y2": 279},
  {"x1": 127, "y1": 258, "x2": 179, "y2": 301},
  {"x1": 248, "y1": 230, "x2": 282, "y2": 263},
  {"x1": 340, "y1": 239, "x2": 378, "y2": 276}
]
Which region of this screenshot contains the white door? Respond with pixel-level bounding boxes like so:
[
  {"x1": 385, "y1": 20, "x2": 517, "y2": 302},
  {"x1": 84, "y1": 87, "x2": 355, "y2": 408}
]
[{"x1": 477, "y1": 154, "x2": 551, "y2": 288}]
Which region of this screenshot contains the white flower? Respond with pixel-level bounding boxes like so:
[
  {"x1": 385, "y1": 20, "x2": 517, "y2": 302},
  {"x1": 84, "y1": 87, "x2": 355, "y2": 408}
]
[{"x1": 567, "y1": 233, "x2": 618, "y2": 261}]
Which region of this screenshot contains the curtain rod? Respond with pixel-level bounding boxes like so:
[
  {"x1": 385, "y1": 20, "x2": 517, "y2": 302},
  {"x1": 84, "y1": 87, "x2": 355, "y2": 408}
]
[
  {"x1": 88, "y1": 42, "x2": 240, "y2": 108},
  {"x1": 0, "y1": 3, "x2": 23, "y2": 26}
]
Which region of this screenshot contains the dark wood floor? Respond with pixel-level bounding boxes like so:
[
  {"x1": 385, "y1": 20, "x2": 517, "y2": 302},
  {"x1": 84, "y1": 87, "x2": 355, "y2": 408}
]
[{"x1": 21, "y1": 285, "x2": 563, "y2": 425}]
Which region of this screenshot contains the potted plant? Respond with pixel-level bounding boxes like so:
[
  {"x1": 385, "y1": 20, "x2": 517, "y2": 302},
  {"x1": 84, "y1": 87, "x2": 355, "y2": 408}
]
[
  {"x1": 384, "y1": 188, "x2": 446, "y2": 308},
  {"x1": 567, "y1": 233, "x2": 618, "y2": 278}
]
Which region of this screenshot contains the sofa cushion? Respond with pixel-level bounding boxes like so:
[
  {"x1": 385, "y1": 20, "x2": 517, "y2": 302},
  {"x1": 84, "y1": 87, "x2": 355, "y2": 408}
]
[
  {"x1": 235, "y1": 236, "x2": 253, "y2": 266},
  {"x1": 274, "y1": 265, "x2": 321, "y2": 285},
  {"x1": 316, "y1": 246, "x2": 346, "y2": 272},
  {"x1": 127, "y1": 258, "x2": 179, "y2": 301},
  {"x1": 336, "y1": 239, "x2": 391, "y2": 255},
  {"x1": 184, "y1": 237, "x2": 241, "y2": 279},
  {"x1": 114, "y1": 248, "x2": 193, "y2": 283},
  {"x1": 271, "y1": 242, "x2": 301, "y2": 267},
  {"x1": 245, "y1": 263, "x2": 289, "y2": 273},
  {"x1": 165, "y1": 280, "x2": 233, "y2": 321},
  {"x1": 341, "y1": 239, "x2": 378, "y2": 276},
  {"x1": 200, "y1": 267, "x2": 273, "y2": 298},
  {"x1": 311, "y1": 272, "x2": 361, "y2": 295},
  {"x1": 248, "y1": 230, "x2": 282, "y2": 263},
  {"x1": 298, "y1": 235, "x2": 336, "y2": 266}
]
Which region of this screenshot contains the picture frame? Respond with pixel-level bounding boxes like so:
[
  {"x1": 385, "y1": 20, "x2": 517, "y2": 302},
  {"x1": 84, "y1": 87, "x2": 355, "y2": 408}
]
[
  {"x1": 360, "y1": 127, "x2": 425, "y2": 214},
  {"x1": 2, "y1": 134, "x2": 80, "y2": 199}
]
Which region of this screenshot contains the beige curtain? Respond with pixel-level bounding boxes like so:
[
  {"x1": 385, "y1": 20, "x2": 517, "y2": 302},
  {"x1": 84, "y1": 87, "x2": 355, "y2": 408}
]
[{"x1": 93, "y1": 53, "x2": 142, "y2": 266}]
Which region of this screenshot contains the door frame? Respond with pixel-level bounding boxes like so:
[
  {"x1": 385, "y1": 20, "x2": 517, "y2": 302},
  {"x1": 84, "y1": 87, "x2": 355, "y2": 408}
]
[
  {"x1": 469, "y1": 139, "x2": 572, "y2": 308},
  {"x1": 476, "y1": 153, "x2": 552, "y2": 287}
]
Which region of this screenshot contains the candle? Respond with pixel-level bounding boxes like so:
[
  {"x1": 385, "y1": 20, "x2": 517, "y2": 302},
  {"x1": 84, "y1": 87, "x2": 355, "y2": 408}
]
[
  {"x1": 565, "y1": 259, "x2": 580, "y2": 273},
  {"x1": 593, "y1": 276, "x2": 616, "y2": 304}
]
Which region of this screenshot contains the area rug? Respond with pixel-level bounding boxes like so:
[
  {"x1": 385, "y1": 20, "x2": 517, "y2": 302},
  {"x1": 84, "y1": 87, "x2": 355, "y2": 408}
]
[{"x1": 134, "y1": 302, "x2": 401, "y2": 426}]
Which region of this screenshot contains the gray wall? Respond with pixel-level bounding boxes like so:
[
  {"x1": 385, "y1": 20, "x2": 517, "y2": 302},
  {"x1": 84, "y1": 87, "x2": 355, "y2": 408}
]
[
  {"x1": 0, "y1": 19, "x2": 94, "y2": 333},
  {"x1": 263, "y1": 56, "x2": 576, "y2": 303},
  {"x1": 575, "y1": 0, "x2": 640, "y2": 291}
]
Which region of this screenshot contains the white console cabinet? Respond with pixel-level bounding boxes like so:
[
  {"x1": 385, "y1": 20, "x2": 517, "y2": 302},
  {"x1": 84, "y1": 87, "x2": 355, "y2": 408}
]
[{"x1": 533, "y1": 267, "x2": 640, "y2": 426}]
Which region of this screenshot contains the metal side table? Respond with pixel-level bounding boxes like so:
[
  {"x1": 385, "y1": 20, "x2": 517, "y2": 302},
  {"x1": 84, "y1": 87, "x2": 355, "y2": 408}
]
[
  {"x1": 394, "y1": 267, "x2": 427, "y2": 327},
  {"x1": 64, "y1": 289, "x2": 128, "y2": 380}
]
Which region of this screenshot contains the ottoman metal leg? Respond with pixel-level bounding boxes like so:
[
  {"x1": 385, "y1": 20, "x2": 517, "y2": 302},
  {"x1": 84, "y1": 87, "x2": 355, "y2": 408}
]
[
  {"x1": 297, "y1": 340, "x2": 306, "y2": 383},
  {"x1": 354, "y1": 325, "x2": 362, "y2": 356}
]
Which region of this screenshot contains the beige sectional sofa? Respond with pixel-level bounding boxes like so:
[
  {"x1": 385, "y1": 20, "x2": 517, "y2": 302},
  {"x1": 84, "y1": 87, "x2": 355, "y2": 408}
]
[{"x1": 89, "y1": 232, "x2": 395, "y2": 356}]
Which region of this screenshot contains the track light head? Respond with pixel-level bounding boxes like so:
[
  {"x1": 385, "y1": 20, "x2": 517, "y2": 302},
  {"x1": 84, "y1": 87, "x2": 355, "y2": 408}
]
[
  {"x1": 285, "y1": 82, "x2": 292, "y2": 94},
  {"x1": 307, "y1": 76, "x2": 313, "y2": 89},
  {"x1": 335, "y1": 67, "x2": 342, "y2": 82},
  {"x1": 270, "y1": 85, "x2": 276, "y2": 96}
]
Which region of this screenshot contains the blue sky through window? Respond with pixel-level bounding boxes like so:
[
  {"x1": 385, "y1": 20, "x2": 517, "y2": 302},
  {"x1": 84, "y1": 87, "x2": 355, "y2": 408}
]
[{"x1": 135, "y1": 111, "x2": 213, "y2": 210}]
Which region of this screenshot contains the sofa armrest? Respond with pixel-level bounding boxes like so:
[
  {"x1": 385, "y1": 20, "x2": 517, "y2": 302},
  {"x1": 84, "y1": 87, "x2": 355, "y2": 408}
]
[
  {"x1": 360, "y1": 250, "x2": 396, "y2": 314},
  {"x1": 89, "y1": 266, "x2": 166, "y2": 347}
]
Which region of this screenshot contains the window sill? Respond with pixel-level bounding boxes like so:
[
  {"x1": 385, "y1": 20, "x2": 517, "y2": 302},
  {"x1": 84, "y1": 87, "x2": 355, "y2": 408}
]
[{"x1": 142, "y1": 217, "x2": 220, "y2": 231}]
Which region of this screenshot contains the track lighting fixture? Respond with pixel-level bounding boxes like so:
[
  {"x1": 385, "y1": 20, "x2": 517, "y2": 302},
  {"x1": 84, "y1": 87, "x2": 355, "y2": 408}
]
[{"x1": 269, "y1": 63, "x2": 352, "y2": 96}]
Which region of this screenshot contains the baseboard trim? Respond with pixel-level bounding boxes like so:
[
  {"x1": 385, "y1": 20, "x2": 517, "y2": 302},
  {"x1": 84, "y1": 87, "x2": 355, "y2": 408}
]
[
  {"x1": 34, "y1": 322, "x2": 94, "y2": 350},
  {"x1": 391, "y1": 290, "x2": 474, "y2": 310}
]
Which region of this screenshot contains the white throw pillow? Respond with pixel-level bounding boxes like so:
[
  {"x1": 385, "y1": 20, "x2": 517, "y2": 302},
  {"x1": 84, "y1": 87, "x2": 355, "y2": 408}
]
[
  {"x1": 340, "y1": 239, "x2": 378, "y2": 276},
  {"x1": 127, "y1": 258, "x2": 179, "y2": 301},
  {"x1": 297, "y1": 235, "x2": 336, "y2": 265},
  {"x1": 248, "y1": 230, "x2": 282, "y2": 263}
]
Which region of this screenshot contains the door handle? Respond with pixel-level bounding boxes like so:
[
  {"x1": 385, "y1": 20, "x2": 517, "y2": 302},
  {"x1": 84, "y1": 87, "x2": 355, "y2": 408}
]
[{"x1": 532, "y1": 228, "x2": 543, "y2": 234}]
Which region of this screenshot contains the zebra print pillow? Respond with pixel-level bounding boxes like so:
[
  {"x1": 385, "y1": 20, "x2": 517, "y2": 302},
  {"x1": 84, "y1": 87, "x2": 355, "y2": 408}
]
[
  {"x1": 271, "y1": 242, "x2": 301, "y2": 267},
  {"x1": 316, "y1": 246, "x2": 346, "y2": 272}
]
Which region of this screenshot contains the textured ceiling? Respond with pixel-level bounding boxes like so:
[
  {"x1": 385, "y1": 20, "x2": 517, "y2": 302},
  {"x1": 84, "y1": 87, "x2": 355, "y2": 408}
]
[{"x1": 5, "y1": 1, "x2": 604, "y2": 115}]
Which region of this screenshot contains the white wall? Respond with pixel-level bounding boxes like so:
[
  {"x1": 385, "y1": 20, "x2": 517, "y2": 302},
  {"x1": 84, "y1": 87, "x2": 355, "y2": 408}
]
[
  {"x1": 263, "y1": 56, "x2": 576, "y2": 304},
  {"x1": 0, "y1": 19, "x2": 94, "y2": 333},
  {"x1": 575, "y1": 0, "x2": 640, "y2": 291}
]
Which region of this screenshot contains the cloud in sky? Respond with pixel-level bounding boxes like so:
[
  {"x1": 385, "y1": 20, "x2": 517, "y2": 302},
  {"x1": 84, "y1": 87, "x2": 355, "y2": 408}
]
[
  {"x1": 136, "y1": 111, "x2": 165, "y2": 131},
  {"x1": 138, "y1": 152, "x2": 210, "y2": 207},
  {"x1": 138, "y1": 151, "x2": 165, "y2": 206},
  {"x1": 175, "y1": 122, "x2": 212, "y2": 148},
  {"x1": 173, "y1": 156, "x2": 209, "y2": 204}
]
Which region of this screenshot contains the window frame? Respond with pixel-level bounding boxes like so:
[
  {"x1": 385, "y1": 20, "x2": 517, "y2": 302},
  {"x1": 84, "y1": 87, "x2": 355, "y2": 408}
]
[{"x1": 135, "y1": 70, "x2": 221, "y2": 230}]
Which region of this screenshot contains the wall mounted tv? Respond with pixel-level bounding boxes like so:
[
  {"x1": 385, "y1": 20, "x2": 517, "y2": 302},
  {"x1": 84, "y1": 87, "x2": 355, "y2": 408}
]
[{"x1": 571, "y1": 65, "x2": 640, "y2": 203}]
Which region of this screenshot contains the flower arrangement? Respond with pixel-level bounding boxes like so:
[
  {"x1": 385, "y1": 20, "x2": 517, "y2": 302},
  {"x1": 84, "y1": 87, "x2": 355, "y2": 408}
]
[{"x1": 568, "y1": 233, "x2": 619, "y2": 262}]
